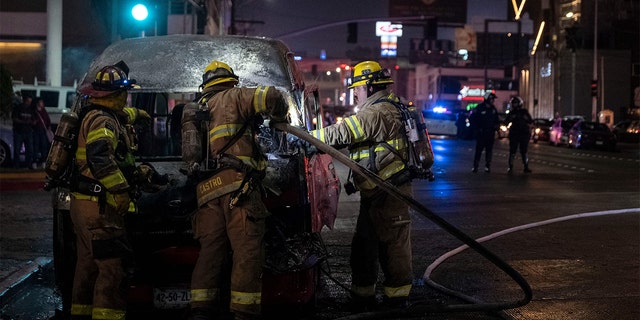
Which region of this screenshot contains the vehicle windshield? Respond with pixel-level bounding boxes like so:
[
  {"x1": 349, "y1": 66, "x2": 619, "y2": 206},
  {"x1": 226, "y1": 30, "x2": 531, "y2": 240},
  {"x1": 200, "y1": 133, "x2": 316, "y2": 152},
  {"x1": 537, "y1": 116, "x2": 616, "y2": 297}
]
[{"x1": 74, "y1": 35, "x2": 314, "y2": 160}]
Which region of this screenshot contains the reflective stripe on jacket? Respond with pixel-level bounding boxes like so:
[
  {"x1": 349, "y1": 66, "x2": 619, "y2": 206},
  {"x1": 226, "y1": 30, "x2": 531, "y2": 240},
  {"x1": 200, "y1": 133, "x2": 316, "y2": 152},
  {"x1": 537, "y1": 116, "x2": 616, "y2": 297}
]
[
  {"x1": 74, "y1": 106, "x2": 137, "y2": 212},
  {"x1": 196, "y1": 85, "x2": 286, "y2": 202},
  {"x1": 310, "y1": 90, "x2": 407, "y2": 190}
]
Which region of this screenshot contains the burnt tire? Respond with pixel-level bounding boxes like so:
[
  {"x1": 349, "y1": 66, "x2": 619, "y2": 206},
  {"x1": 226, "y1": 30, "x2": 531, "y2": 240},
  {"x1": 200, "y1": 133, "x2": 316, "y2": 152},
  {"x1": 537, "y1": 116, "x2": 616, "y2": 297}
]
[{"x1": 53, "y1": 208, "x2": 76, "y2": 313}]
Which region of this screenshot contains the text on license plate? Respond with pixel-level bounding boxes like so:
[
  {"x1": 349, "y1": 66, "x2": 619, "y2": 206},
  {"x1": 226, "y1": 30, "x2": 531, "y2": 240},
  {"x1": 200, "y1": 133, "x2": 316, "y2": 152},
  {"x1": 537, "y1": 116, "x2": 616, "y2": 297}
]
[{"x1": 153, "y1": 288, "x2": 191, "y2": 309}]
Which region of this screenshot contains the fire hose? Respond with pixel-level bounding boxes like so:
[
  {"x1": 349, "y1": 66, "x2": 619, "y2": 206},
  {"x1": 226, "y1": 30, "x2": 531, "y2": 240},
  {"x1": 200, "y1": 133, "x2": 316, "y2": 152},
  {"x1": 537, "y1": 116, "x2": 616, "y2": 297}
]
[{"x1": 272, "y1": 122, "x2": 532, "y2": 318}]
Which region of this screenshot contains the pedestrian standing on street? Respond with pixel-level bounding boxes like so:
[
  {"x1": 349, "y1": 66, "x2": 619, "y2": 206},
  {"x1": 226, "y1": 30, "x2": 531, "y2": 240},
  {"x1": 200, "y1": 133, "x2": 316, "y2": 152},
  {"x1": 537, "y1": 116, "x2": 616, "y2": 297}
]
[
  {"x1": 33, "y1": 97, "x2": 52, "y2": 169},
  {"x1": 504, "y1": 96, "x2": 533, "y2": 173},
  {"x1": 69, "y1": 61, "x2": 152, "y2": 320},
  {"x1": 310, "y1": 60, "x2": 414, "y2": 311},
  {"x1": 469, "y1": 92, "x2": 500, "y2": 173},
  {"x1": 11, "y1": 94, "x2": 35, "y2": 169},
  {"x1": 184, "y1": 60, "x2": 287, "y2": 320}
]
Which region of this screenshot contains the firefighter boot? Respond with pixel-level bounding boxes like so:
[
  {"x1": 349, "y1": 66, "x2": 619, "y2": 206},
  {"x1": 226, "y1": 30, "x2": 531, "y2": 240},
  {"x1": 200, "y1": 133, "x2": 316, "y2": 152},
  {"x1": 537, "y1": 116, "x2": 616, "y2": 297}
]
[
  {"x1": 349, "y1": 295, "x2": 378, "y2": 313},
  {"x1": 523, "y1": 156, "x2": 532, "y2": 173},
  {"x1": 381, "y1": 296, "x2": 410, "y2": 311},
  {"x1": 233, "y1": 312, "x2": 262, "y2": 320},
  {"x1": 508, "y1": 154, "x2": 515, "y2": 174},
  {"x1": 188, "y1": 307, "x2": 217, "y2": 320}
]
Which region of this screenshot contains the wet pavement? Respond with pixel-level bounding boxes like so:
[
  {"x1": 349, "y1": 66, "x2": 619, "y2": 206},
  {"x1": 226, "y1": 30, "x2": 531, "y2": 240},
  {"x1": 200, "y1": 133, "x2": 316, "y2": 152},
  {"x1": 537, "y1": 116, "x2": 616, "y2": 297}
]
[{"x1": 0, "y1": 168, "x2": 50, "y2": 298}]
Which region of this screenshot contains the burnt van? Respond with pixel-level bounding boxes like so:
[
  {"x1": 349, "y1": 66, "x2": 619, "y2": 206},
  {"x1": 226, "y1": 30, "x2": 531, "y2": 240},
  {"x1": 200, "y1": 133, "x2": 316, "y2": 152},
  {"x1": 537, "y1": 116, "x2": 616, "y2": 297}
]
[{"x1": 49, "y1": 34, "x2": 340, "y2": 319}]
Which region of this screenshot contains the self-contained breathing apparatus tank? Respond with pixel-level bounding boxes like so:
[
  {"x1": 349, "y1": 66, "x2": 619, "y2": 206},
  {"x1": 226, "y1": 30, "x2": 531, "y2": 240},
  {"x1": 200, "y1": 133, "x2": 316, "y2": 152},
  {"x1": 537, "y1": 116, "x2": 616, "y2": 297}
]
[
  {"x1": 181, "y1": 102, "x2": 207, "y2": 174},
  {"x1": 45, "y1": 112, "x2": 80, "y2": 179},
  {"x1": 181, "y1": 102, "x2": 202, "y2": 164},
  {"x1": 408, "y1": 106, "x2": 435, "y2": 180},
  {"x1": 384, "y1": 99, "x2": 435, "y2": 181}
]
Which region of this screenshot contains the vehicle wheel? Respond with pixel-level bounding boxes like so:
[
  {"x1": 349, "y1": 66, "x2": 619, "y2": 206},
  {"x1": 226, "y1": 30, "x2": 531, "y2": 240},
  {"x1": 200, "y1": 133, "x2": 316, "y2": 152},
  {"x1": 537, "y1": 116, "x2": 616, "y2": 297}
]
[
  {"x1": 53, "y1": 209, "x2": 76, "y2": 314},
  {"x1": 0, "y1": 141, "x2": 12, "y2": 167}
]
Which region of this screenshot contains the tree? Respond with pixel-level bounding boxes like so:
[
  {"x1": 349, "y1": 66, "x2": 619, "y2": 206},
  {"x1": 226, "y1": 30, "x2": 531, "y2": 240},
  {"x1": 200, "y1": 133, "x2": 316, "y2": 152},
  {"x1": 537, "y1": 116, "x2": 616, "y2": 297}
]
[{"x1": 0, "y1": 64, "x2": 14, "y2": 120}]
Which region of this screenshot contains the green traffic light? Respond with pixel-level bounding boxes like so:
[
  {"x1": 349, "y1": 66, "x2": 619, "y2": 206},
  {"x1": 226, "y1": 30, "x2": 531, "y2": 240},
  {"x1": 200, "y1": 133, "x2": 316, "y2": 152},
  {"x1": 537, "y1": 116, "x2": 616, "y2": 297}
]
[{"x1": 131, "y1": 4, "x2": 148, "y2": 21}]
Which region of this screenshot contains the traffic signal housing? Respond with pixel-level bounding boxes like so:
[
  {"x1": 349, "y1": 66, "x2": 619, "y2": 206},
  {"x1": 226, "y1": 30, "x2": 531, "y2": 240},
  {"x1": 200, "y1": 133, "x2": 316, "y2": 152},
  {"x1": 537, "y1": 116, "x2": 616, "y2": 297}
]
[
  {"x1": 590, "y1": 80, "x2": 598, "y2": 97},
  {"x1": 347, "y1": 23, "x2": 358, "y2": 43}
]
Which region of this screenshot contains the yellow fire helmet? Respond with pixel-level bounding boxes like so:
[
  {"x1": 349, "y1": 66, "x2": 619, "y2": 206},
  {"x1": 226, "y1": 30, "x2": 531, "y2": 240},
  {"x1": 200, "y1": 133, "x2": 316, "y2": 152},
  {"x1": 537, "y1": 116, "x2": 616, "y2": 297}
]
[
  {"x1": 347, "y1": 60, "x2": 394, "y2": 89},
  {"x1": 201, "y1": 60, "x2": 239, "y2": 89}
]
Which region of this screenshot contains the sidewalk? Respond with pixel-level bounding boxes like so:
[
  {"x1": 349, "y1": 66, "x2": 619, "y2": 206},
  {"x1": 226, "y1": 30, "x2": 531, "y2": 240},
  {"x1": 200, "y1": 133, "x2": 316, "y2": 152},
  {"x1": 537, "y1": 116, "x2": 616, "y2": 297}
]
[
  {"x1": 0, "y1": 168, "x2": 48, "y2": 192},
  {"x1": 0, "y1": 168, "x2": 52, "y2": 303}
]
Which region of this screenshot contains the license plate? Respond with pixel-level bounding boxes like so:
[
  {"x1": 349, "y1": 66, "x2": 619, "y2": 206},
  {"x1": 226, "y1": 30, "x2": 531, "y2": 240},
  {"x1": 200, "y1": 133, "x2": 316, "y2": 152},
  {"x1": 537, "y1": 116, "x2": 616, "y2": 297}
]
[
  {"x1": 596, "y1": 141, "x2": 603, "y2": 145},
  {"x1": 153, "y1": 287, "x2": 191, "y2": 309}
]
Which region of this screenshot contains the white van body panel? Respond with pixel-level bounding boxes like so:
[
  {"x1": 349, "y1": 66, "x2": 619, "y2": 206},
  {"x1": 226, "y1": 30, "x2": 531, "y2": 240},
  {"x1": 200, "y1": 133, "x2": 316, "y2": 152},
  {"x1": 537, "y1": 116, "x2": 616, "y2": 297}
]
[{"x1": 12, "y1": 84, "x2": 77, "y2": 127}]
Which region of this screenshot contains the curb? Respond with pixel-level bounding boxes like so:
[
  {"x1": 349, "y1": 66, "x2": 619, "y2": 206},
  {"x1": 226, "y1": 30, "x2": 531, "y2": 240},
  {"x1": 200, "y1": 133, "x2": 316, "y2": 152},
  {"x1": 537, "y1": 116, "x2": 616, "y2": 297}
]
[{"x1": 0, "y1": 257, "x2": 52, "y2": 299}]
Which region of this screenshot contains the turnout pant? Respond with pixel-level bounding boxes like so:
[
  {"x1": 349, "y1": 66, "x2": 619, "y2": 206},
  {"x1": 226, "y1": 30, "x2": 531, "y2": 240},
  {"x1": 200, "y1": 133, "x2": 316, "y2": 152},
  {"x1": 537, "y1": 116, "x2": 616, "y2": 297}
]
[
  {"x1": 350, "y1": 183, "x2": 413, "y2": 299},
  {"x1": 190, "y1": 190, "x2": 268, "y2": 316},
  {"x1": 70, "y1": 197, "x2": 128, "y2": 320}
]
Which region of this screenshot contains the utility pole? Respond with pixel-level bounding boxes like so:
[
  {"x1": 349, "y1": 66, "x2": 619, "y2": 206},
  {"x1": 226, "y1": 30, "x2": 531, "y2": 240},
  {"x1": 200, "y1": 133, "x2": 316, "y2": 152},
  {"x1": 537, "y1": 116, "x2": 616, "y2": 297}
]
[
  {"x1": 591, "y1": 0, "x2": 598, "y2": 121},
  {"x1": 47, "y1": 0, "x2": 62, "y2": 86}
]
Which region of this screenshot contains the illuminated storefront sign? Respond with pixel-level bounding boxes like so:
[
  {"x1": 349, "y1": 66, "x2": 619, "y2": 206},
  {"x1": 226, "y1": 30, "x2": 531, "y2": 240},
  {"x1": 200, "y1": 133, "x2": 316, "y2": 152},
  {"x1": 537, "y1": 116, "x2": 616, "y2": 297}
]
[
  {"x1": 376, "y1": 21, "x2": 403, "y2": 37},
  {"x1": 459, "y1": 85, "x2": 486, "y2": 101},
  {"x1": 377, "y1": 21, "x2": 402, "y2": 57}
]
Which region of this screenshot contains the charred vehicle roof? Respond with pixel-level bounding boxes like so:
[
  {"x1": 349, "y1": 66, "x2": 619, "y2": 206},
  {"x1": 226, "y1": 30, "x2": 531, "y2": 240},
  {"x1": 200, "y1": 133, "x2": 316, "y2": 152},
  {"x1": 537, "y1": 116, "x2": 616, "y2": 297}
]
[{"x1": 79, "y1": 34, "x2": 303, "y2": 93}]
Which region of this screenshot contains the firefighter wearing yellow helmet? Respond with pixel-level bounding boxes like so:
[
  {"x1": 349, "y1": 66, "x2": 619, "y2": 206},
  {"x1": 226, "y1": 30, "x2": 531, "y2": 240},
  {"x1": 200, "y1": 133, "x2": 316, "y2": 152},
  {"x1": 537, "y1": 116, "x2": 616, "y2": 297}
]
[
  {"x1": 310, "y1": 60, "x2": 414, "y2": 310},
  {"x1": 69, "y1": 61, "x2": 155, "y2": 320},
  {"x1": 186, "y1": 60, "x2": 288, "y2": 320}
]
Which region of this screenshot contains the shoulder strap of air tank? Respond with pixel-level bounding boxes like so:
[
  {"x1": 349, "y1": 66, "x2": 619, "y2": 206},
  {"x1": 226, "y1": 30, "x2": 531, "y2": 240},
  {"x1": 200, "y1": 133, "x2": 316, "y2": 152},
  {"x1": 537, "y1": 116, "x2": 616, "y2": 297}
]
[{"x1": 373, "y1": 96, "x2": 411, "y2": 121}]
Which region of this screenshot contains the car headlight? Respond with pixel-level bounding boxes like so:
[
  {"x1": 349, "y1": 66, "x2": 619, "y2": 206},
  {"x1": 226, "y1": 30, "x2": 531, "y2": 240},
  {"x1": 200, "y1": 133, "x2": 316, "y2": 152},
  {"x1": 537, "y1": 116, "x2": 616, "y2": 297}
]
[{"x1": 535, "y1": 128, "x2": 541, "y2": 134}]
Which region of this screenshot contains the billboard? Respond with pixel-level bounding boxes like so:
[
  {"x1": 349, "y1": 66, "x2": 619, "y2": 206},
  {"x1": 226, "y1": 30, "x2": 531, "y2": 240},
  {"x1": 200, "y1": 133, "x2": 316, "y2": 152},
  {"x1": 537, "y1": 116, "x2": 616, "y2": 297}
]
[{"x1": 389, "y1": 0, "x2": 467, "y2": 24}]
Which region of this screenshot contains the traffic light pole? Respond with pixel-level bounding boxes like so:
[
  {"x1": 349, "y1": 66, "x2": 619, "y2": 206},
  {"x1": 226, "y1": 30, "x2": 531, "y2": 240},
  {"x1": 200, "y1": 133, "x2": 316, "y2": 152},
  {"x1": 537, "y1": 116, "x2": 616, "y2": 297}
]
[{"x1": 592, "y1": 0, "x2": 598, "y2": 121}]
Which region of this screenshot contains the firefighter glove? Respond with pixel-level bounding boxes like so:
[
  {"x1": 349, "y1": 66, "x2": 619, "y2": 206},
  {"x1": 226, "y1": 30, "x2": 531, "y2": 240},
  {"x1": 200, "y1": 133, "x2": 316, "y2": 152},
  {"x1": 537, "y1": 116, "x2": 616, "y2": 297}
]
[
  {"x1": 135, "y1": 109, "x2": 151, "y2": 126},
  {"x1": 186, "y1": 161, "x2": 201, "y2": 177},
  {"x1": 268, "y1": 114, "x2": 288, "y2": 131},
  {"x1": 136, "y1": 162, "x2": 169, "y2": 192},
  {"x1": 111, "y1": 191, "x2": 131, "y2": 215},
  {"x1": 123, "y1": 107, "x2": 150, "y2": 126},
  {"x1": 287, "y1": 133, "x2": 317, "y2": 154}
]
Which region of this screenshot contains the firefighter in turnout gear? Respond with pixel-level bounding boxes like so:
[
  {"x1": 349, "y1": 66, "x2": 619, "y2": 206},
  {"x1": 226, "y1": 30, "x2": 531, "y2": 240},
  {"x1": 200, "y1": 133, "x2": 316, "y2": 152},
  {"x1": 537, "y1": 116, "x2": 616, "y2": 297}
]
[
  {"x1": 504, "y1": 96, "x2": 533, "y2": 173},
  {"x1": 185, "y1": 60, "x2": 287, "y2": 320},
  {"x1": 69, "y1": 61, "x2": 150, "y2": 320},
  {"x1": 310, "y1": 61, "x2": 414, "y2": 311}
]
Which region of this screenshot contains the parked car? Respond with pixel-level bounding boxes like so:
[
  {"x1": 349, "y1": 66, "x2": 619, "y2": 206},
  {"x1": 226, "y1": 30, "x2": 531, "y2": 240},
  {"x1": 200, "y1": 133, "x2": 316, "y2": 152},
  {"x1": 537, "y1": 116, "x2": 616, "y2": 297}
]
[
  {"x1": 50, "y1": 34, "x2": 340, "y2": 319},
  {"x1": 0, "y1": 119, "x2": 15, "y2": 167},
  {"x1": 531, "y1": 118, "x2": 552, "y2": 143},
  {"x1": 549, "y1": 116, "x2": 582, "y2": 146},
  {"x1": 497, "y1": 113, "x2": 509, "y2": 139},
  {"x1": 567, "y1": 120, "x2": 617, "y2": 151},
  {"x1": 423, "y1": 109, "x2": 457, "y2": 136},
  {"x1": 613, "y1": 120, "x2": 640, "y2": 143}
]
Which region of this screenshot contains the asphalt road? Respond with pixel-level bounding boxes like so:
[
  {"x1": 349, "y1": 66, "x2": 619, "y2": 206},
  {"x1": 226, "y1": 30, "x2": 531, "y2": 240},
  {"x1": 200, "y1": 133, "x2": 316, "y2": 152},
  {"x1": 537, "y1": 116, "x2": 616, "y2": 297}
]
[{"x1": 1, "y1": 137, "x2": 639, "y2": 319}]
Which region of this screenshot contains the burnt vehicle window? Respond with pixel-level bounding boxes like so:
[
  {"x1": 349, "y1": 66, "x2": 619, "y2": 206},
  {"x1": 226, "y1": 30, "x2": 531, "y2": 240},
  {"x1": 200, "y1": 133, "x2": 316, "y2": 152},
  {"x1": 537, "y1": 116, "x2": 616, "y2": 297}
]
[{"x1": 130, "y1": 92, "x2": 189, "y2": 159}]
